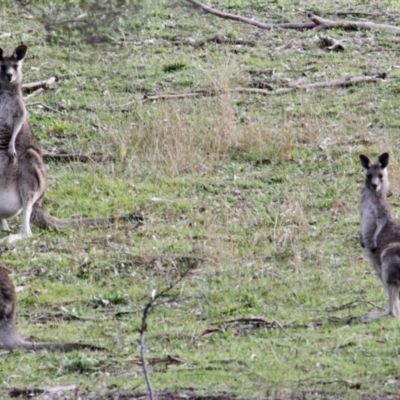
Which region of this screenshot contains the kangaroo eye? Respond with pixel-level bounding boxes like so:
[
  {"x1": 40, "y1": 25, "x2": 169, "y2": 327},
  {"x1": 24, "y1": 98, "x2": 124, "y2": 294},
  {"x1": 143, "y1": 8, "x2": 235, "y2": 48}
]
[
  {"x1": 12, "y1": 64, "x2": 18, "y2": 70},
  {"x1": 379, "y1": 174, "x2": 383, "y2": 179}
]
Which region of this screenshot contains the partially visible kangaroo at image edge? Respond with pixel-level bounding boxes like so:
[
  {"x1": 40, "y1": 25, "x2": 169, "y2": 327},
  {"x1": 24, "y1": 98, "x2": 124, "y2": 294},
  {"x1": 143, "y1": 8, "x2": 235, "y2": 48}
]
[
  {"x1": 356, "y1": 152, "x2": 400, "y2": 323},
  {"x1": 0, "y1": 45, "x2": 139, "y2": 244},
  {"x1": 0, "y1": 266, "x2": 100, "y2": 351}
]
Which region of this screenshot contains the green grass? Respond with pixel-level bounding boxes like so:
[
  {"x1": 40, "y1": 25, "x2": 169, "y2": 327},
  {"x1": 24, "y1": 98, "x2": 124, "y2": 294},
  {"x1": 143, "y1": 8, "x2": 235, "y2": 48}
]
[{"x1": 1, "y1": 0, "x2": 400, "y2": 399}]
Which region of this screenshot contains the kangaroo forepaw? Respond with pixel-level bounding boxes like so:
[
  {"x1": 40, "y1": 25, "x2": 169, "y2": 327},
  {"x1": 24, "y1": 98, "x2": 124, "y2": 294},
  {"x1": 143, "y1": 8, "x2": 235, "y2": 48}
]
[{"x1": 8, "y1": 146, "x2": 17, "y2": 164}]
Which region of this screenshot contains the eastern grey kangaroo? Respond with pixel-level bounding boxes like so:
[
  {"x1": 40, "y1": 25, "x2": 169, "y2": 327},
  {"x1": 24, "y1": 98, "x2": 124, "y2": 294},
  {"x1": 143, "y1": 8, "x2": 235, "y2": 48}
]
[
  {"x1": 0, "y1": 266, "x2": 100, "y2": 351},
  {"x1": 357, "y1": 152, "x2": 400, "y2": 322},
  {"x1": 0, "y1": 44, "x2": 46, "y2": 243},
  {"x1": 0, "y1": 45, "x2": 138, "y2": 244}
]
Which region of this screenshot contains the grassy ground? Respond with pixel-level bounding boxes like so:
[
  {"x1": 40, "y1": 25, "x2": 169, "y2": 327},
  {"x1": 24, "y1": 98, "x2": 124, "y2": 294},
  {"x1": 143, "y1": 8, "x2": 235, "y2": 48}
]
[{"x1": 1, "y1": 0, "x2": 400, "y2": 398}]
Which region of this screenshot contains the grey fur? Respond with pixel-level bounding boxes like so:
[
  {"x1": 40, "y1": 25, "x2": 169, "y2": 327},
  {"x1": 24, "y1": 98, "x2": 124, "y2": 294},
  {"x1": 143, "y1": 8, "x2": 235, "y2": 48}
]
[
  {"x1": 0, "y1": 45, "x2": 46, "y2": 244},
  {"x1": 0, "y1": 45, "x2": 136, "y2": 243},
  {"x1": 354, "y1": 152, "x2": 400, "y2": 323},
  {"x1": 0, "y1": 266, "x2": 100, "y2": 351}
]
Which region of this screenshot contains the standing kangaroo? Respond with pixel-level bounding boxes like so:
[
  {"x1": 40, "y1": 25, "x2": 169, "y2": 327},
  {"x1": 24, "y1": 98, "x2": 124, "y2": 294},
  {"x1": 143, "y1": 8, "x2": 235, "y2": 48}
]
[
  {"x1": 0, "y1": 44, "x2": 46, "y2": 244},
  {"x1": 0, "y1": 45, "x2": 138, "y2": 244},
  {"x1": 0, "y1": 266, "x2": 100, "y2": 351},
  {"x1": 357, "y1": 152, "x2": 400, "y2": 322}
]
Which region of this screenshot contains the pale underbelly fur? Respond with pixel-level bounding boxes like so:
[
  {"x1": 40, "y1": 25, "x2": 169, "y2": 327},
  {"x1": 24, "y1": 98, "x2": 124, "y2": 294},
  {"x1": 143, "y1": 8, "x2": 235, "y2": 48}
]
[{"x1": 0, "y1": 154, "x2": 22, "y2": 219}]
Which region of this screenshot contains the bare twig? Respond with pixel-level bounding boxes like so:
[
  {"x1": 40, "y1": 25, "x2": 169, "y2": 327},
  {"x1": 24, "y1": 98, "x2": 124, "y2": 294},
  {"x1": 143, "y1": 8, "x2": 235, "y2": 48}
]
[
  {"x1": 23, "y1": 77, "x2": 57, "y2": 101},
  {"x1": 208, "y1": 35, "x2": 255, "y2": 46},
  {"x1": 325, "y1": 300, "x2": 384, "y2": 312},
  {"x1": 22, "y1": 77, "x2": 56, "y2": 91},
  {"x1": 42, "y1": 150, "x2": 107, "y2": 163},
  {"x1": 129, "y1": 355, "x2": 186, "y2": 366},
  {"x1": 200, "y1": 317, "x2": 297, "y2": 339},
  {"x1": 129, "y1": 74, "x2": 385, "y2": 107},
  {"x1": 273, "y1": 319, "x2": 294, "y2": 338},
  {"x1": 142, "y1": 91, "x2": 216, "y2": 103},
  {"x1": 24, "y1": 88, "x2": 44, "y2": 101},
  {"x1": 26, "y1": 102, "x2": 60, "y2": 113},
  {"x1": 139, "y1": 266, "x2": 195, "y2": 400},
  {"x1": 330, "y1": 11, "x2": 386, "y2": 18}
]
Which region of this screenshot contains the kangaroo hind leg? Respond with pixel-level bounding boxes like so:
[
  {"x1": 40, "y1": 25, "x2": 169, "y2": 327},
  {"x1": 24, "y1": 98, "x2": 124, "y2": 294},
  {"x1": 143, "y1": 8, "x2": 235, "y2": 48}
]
[
  {"x1": 350, "y1": 250, "x2": 400, "y2": 324},
  {"x1": 382, "y1": 249, "x2": 400, "y2": 317},
  {"x1": 0, "y1": 148, "x2": 46, "y2": 245},
  {"x1": 0, "y1": 199, "x2": 34, "y2": 244}
]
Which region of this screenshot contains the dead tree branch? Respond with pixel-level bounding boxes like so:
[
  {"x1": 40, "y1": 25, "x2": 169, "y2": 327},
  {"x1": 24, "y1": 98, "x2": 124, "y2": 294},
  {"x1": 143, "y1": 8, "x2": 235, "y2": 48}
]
[
  {"x1": 131, "y1": 74, "x2": 385, "y2": 106},
  {"x1": 26, "y1": 102, "x2": 60, "y2": 113},
  {"x1": 42, "y1": 150, "x2": 107, "y2": 163},
  {"x1": 185, "y1": 0, "x2": 314, "y2": 30},
  {"x1": 308, "y1": 13, "x2": 400, "y2": 32},
  {"x1": 23, "y1": 77, "x2": 57, "y2": 101},
  {"x1": 130, "y1": 355, "x2": 186, "y2": 366},
  {"x1": 24, "y1": 88, "x2": 44, "y2": 101},
  {"x1": 291, "y1": 74, "x2": 383, "y2": 90},
  {"x1": 185, "y1": 0, "x2": 400, "y2": 32},
  {"x1": 22, "y1": 77, "x2": 56, "y2": 91}
]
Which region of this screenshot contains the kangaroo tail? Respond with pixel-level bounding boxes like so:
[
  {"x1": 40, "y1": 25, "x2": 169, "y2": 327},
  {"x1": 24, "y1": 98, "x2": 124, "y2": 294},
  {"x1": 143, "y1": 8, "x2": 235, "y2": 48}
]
[
  {"x1": 31, "y1": 204, "x2": 143, "y2": 230},
  {"x1": 19, "y1": 341, "x2": 103, "y2": 352}
]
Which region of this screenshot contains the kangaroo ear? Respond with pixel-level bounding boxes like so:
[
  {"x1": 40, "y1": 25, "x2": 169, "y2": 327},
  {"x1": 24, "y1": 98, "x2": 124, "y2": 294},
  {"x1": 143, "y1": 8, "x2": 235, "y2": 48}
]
[
  {"x1": 360, "y1": 154, "x2": 370, "y2": 170},
  {"x1": 13, "y1": 45, "x2": 27, "y2": 62},
  {"x1": 0, "y1": 48, "x2": 3, "y2": 61},
  {"x1": 378, "y1": 152, "x2": 389, "y2": 169}
]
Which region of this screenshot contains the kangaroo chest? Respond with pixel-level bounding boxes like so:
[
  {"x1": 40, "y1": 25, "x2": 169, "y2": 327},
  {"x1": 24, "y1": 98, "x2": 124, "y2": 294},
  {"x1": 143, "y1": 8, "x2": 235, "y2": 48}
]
[
  {"x1": 0, "y1": 92, "x2": 24, "y2": 150},
  {"x1": 0, "y1": 91, "x2": 23, "y2": 217},
  {"x1": 360, "y1": 196, "x2": 378, "y2": 242}
]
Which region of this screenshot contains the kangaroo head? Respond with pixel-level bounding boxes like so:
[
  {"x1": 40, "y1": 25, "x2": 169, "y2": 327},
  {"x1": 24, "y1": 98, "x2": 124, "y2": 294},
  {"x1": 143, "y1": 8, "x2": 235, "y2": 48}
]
[
  {"x1": 0, "y1": 45, "x2": 27, "y2": 85},
  {"x1": 360, "y1": 152, "x2": 389, "y2": 193}
]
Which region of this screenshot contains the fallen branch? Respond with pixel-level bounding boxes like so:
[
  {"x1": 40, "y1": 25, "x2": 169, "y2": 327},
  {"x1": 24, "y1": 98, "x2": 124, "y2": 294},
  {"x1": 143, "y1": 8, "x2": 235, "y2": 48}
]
[
  {"x1": 198, "y1": 317, "x2": 297, "y2": 338},
  {"x1": 221, "y1": 317, "x2": 296, "y2": 338},
  {"x1": 129, "y1": 355, "x2": 185, "y2": 366},
  {"x1": 186, "y1": 0, "x2": 400, "y2": 32},
  {"x1": 185, "y1": 0, "x2": 314, "y2": 31},
  {"x1": 330, "y1": 11, "x2": 386, "y2": 18},
  {"x1": 308, "y1": 13, "x2": 400, "y2": 32},
  {"x1": 24, "y1": 88, "x2": 44, "y2": 101},
  {"x1": 22, "y1": 77, "x2": 56, "y2": 91},
  {"x1": 23, "y1": 78, "x2": 57, "y2": 101},
  {"x1": 42, "y1": 150, "x2": 107, "y2": 163},
  {"x1": 136, "y1": 74, "x2": 385, "y2": 105},
  {"x1": 220, "y1": 316, "x2": 296, "y2": 327},
  {"x1": 208, "y1": 34, "x2": 255, "y2": 46},
  {"x1": 9, "y1": 385, "x2": 77, "y2": 398},
  {"x1": 290, "y1": 74, "x2": 383, "y2": 90},
  {"x1": 142, "y1": 91, "x2": 218, "y2": 103},
  {"x1": 324, "y1": 300, "x2": 384, "y2": 312},
  {"x1": 26, "y1": 102, "x2": 60, "y2": 113}
]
